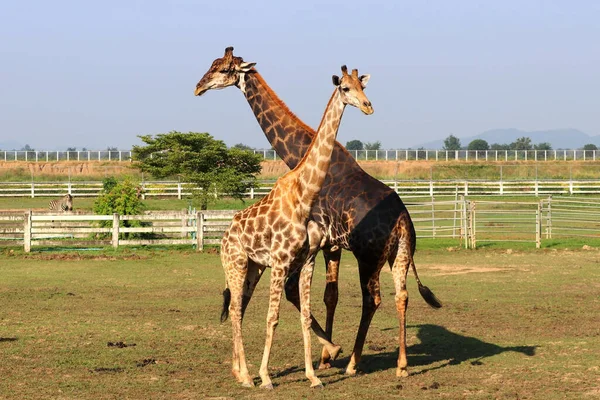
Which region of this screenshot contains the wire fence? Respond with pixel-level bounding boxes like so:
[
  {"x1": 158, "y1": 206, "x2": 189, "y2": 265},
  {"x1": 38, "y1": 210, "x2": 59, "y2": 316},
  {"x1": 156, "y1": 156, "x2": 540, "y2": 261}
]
[
  {"x1": 1, "y1": 149, "x2": 599, "y2": 162},
  {"x1": 2, "y1": 197, "x2": 599, "y2": 251}
]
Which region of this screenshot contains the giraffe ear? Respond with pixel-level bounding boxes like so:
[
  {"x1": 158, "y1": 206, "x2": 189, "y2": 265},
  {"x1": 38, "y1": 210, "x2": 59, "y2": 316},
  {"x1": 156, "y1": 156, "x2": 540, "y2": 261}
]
[
  {"x1": 332, "y1": 75, "x2": 341, "y2": 86},
  {"x1": 236, "y1": 62, "x2": 256, "y2": 72},
  {"x1": 359, "y1": 74, "x2": 370, "y2": 88}
]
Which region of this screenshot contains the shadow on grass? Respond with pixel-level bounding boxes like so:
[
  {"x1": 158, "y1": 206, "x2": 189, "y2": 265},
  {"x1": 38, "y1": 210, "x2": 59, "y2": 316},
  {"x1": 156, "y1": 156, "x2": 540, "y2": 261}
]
[
  {"x1": 0, "y1": 337, "x2": 18, "y2": 342},
  {"x1": 351, "y1": 324, "x2": 537, "y2": 375},
  {"x1": 240, "y1": 324, "x2": 537, "y2": 383}
]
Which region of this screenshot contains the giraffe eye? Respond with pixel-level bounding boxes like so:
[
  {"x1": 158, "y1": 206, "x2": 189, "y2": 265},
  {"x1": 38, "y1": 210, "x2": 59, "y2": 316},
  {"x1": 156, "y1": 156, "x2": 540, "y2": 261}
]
[
  {"x1": 220, "y1": 69, "x2": 230, "y2": 73},
  {"x1": 342, "y1": 87, "x2": 350, "y2": 92}
]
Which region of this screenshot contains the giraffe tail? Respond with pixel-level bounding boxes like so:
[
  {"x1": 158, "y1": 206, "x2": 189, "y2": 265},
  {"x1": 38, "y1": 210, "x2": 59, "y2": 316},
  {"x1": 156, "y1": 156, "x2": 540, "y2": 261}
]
[
  {"x1": 220, "y1": 286, "x2": 231, "y2": 323},
  {"x1": 410, "y1": 260, "x2": 442, "y2": 308}
]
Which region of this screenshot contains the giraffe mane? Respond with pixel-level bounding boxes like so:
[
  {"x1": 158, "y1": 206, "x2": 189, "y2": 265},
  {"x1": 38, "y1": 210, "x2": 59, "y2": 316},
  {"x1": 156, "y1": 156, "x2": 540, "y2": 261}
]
[
  {"x1": 252, "y1": 70, "x2": 356, "y2": 159},
  {"x1": 253, "y1": 71, "x2": 315, "y2": 136}
]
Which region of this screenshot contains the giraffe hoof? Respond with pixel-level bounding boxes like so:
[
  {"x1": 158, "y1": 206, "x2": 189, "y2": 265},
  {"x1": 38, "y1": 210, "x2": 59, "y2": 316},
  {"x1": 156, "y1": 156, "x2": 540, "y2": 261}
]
[
  {"x1": 311, "y1": 382, "x2": 324, "y2": 389},
  {"x1": 260, "y1": 383, "x2": 273, "y2": 390},
  {"x1": 396, "y1": 368, "x2": 409, "y2": 378},
  {"x1": 318, "y1": 362, "x2": 331, "y2": 370},
  {"x1": 345, "y1": 368, "x2": 357, "y2": 376},
  {"x1": 241, "y1": 381, "x2": 254, "y2": 388}
]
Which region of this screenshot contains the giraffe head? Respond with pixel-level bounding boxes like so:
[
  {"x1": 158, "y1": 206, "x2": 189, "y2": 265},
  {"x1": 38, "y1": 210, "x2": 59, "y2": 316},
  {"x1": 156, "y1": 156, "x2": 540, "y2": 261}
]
[
  {"x1": 332, "y1": 65, "x2": 374, "y2": 115},
  {"x1": 194, "y1": 46, "x2": 256, "y2": 96}
]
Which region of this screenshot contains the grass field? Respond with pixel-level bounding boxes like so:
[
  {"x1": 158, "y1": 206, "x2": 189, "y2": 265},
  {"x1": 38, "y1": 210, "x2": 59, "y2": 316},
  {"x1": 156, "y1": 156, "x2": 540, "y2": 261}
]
[{"x1": 1, "y1": 247, "x2": 599, "y2": 399}]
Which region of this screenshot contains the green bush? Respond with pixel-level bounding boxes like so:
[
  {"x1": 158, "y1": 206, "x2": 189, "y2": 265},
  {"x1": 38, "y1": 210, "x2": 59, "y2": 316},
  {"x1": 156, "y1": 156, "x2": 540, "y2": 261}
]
[{"x1": 93, "y1": 179, "x2": 148, "y2": 239}]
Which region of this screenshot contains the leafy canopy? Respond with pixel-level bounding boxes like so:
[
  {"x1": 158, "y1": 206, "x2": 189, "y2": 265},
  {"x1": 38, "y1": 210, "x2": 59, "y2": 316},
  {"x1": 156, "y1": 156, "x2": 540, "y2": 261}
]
[
  {"x1": 345, "y1": 140, "x2": 364, "y2": 151},
  {"x1": 443, "y1": 135, "x2": 461, "y2": 151},
  {"x1": 467, "y1": 139, "x2": 489, "y2": 151},
  {"x1": 132, "y1": 131, "x2": 262, "y2": 209}
]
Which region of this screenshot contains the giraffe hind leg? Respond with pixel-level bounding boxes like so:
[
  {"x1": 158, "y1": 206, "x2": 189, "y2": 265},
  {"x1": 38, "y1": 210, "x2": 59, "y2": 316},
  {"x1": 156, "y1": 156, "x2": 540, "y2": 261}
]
[
  {"x1": 223, "y1": 256, "x2": 253, "y2": 387},
  {"x1": 389, "y1": 238, "x2": 411, "y2": 378},
  {"x1": 319, "y1": 247, "x2": 342, "y2": 369}
]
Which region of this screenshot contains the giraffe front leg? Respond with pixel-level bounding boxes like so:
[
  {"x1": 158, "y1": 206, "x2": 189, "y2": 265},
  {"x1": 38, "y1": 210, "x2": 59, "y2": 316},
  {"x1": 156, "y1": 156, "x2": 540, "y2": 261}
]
[
  {"x1": 299, "y1": 260, "x2": 323, "y2": 388},
  {"x1": 258, "y1": 267, "x2": 287, "y2": 389}
]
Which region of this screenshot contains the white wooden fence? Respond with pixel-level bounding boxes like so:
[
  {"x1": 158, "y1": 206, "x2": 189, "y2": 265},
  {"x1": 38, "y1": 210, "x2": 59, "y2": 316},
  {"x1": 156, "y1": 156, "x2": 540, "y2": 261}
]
[
  {"x1": 2, "y1": 179, "x2": 600, "y2": 199},
  {"x1": 1, "y1": 210, "x2": 236, "y2": 252},
  {"x1": 1, "y1": 149, "x2": 598, "y2": 162},
  {"x1": 2, "y1": 197, "x2": 600, "y2": 252}
]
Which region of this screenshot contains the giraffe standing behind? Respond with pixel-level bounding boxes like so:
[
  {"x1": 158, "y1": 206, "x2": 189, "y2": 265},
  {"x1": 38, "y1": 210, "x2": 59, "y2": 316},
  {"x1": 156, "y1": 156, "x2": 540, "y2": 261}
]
[
  {"x1": 197, "y1": 62, "x2": 374, "y2": 388},
  {"x1": 195, "y1": 47, "x2": 441, "y2": 379}
]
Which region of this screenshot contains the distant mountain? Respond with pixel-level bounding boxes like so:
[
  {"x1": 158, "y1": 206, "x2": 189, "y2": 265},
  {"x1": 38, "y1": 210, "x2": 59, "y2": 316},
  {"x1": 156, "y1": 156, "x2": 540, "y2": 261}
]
[{"x1": 414, "y1": 128, "x2": 600, "y2": 150}]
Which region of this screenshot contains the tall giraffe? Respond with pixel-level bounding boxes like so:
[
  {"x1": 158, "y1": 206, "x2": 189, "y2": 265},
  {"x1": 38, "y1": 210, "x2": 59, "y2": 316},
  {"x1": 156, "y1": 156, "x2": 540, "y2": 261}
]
[
  {"x1": 212, "y1": 65, "x2": 373, "y2": 388},
  {"x1": 195, "y1": 47, "x2": 441, "y2": 378}
]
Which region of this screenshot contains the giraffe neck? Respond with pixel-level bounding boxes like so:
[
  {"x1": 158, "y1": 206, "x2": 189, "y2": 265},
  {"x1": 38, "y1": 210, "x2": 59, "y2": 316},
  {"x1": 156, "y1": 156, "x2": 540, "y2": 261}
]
[
  {"x1": 242, "y1": 72, "x2": 317, "y2": 170},
  {"x1": 295, "y1": 89, "x2": 344, "y2": 208}
]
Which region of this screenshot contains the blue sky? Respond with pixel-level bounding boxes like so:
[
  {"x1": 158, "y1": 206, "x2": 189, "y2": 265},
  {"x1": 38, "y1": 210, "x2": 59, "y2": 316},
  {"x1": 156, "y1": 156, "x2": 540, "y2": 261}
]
[{"x1": 1, "y1": 0, "x2": 598, "y2": 150}]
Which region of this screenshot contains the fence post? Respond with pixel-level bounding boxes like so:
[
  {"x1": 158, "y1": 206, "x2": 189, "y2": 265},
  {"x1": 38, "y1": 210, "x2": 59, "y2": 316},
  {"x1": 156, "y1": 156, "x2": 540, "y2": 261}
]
[
  {"x1": 431, "y1": 197, "x2": 436, "y2": 237},
  {"x1": 177, "y1": 182, "x2": 182, "y2": 200},
  {"x1": 31, "y1": 182, "x2": 35, "y2": 198},
  {"x1": 196, "y1": 212, "x2": 204, "y2": 252},
  {"x1": 112, "y1": 213, "x2": 119, "y2": 249},
  {"x1": 462, "y1": 197, "x2": 469, "y2": 249},
  {"x1": 181, "y1": 209, "x2": 187, "y2": 238},
  {"x1": 24, "y1": 210, "x2": 32, "y2": 253},
  {"x1": 546, "y1": 195, "x2": 552, "y2": 239},
  {"x1": 536, "y1": 202, "x2": 542, "y2": 248},
  {"x1": 470, "y1": 201, "x2": 476, "y2": 249}
]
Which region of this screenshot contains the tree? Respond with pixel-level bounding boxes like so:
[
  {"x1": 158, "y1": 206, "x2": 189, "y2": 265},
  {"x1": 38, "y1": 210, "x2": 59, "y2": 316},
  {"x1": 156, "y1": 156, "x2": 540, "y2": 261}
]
[
  {"x1": 443, "y1": 135, "x2": 461, "y2": 151},
  {"x1": 345, "y1": 140, "x2": 364, "y2": 151},
  {"x1": 534, "y1": 142, "x2": 552, "y2": 150},
  {"x1": 510, "y1": 137, "x2": 532, "y2": 150},
  {"x1": 66, "y1": 147, "x2": 77, "y2": 152},
  {"x1": 467, "y1": 139, "x2": 489, "y2": 151},
  {"x1": 364, "y1": 141, "x2": 381, "y2": 151},
  {"x1": 107, "y1": 146, "x2": 118, "y2": 151},
  {"x1": 21, "y1": 144, "x2": 34, "y2": 151},
  {"x1": 490, "y1": 143, "x2": 510, "y2": 150},
  {"x1": 232, "y1": 143, "x2": 254, "y2": 152},
  {"x1": 132, "y1": 131, "x2": 262, "y2": 209},
  {"x1": 582, "y1": 143, "x2": 598, "y2": 158}
]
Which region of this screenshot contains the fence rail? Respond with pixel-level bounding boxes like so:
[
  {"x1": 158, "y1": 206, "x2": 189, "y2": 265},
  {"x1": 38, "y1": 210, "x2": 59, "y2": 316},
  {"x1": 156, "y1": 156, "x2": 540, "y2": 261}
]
[
  {"x1": 2, "y1": 197, "x2": 599, "y2": 252},
  {"x1": 1, "y1": 149, "x2": 599, "y2": 162},
  {"x1": 2, "y1": 179, "x2": 600, "y2": 199}
]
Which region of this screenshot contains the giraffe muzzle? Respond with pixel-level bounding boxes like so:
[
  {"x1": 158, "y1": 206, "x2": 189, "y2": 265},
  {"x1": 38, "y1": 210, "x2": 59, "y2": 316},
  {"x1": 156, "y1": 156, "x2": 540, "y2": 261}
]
[
  {"x1": 194, "y1": 86, "x2": 208, "y2": 96},
  {"x1": 361, "y1": 103, "x2": 374, "y2": 115}
]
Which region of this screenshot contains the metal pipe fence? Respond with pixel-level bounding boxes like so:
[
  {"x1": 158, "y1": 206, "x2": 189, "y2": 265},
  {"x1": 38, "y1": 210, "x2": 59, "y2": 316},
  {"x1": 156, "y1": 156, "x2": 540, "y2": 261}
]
[{"x1": 1, "y1": 149, "x2": 599, "y2": 162}]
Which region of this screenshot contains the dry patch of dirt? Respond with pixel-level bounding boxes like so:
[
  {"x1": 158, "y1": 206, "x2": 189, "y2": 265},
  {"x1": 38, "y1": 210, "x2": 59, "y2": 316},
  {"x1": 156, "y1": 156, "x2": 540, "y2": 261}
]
[{"x1": 426, "y1": 264, "x2": 511, "y2": 276}]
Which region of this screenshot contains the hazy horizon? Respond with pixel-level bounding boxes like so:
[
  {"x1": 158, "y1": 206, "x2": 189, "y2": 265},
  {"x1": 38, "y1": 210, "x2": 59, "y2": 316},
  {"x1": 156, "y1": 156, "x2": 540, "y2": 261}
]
[{"x1": 1, "y1": 1, "x2": 599, "y2": 151}]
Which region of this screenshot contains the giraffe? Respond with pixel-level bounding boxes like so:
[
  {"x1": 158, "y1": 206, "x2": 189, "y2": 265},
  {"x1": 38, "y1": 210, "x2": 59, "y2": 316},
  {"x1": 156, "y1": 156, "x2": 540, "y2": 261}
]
[
  {"x1": 208, "y1": 64, "x2": 373, "y2": 388},
  {"x1": 195, "y1": 47, "x2": 441, "y2": 378}
]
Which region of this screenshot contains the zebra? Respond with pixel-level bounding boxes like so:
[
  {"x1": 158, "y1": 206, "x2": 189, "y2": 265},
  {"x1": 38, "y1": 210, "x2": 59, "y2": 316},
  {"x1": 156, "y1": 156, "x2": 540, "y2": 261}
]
[{"x1": 49, "y1": 194, "x2": 73, "y2": 212}]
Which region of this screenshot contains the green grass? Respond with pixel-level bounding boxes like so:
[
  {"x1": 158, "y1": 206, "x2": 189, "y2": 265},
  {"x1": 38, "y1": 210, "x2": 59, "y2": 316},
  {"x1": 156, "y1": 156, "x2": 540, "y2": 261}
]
[{"x1": 1, "y1": 247, "x2": 599, "y2": 399}]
